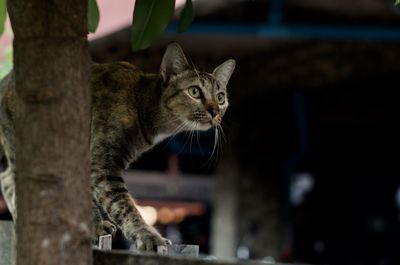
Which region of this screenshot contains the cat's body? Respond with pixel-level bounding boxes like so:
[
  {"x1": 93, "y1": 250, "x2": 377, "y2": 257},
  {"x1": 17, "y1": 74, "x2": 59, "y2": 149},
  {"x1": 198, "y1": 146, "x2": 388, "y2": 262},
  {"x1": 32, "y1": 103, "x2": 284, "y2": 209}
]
[{"x1": 0, "y1": 43, "x2": 235, "y2": 250}]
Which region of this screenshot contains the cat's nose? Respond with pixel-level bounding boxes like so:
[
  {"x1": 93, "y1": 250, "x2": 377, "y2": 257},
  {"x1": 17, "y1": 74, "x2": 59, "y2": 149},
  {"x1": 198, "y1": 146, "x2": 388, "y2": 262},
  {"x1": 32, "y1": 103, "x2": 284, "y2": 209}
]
[{"x1": 207, "y1": 107, "x2": 219, "y2": 118}]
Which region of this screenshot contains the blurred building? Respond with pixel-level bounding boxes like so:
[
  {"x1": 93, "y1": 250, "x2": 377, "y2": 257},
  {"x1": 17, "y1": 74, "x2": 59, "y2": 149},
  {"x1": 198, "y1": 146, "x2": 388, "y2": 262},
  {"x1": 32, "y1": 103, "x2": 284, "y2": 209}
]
[{"x1": 2, "y1": 1, "x2": 400, "y2": 265}]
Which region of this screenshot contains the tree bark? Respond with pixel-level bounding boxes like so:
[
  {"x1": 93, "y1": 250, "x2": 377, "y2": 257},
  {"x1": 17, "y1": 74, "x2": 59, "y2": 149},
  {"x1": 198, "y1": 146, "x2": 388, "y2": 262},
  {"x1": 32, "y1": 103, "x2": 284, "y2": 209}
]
[{"x1": 8, "y1": 0, "x2": 93, "y2": 264}]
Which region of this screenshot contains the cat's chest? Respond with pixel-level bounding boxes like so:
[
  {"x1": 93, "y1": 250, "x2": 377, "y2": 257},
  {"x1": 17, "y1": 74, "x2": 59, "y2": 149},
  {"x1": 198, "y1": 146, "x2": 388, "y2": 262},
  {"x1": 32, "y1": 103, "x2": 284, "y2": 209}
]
[{"x1": 153, "y1": 133, "x2": 170, "y2": 145}]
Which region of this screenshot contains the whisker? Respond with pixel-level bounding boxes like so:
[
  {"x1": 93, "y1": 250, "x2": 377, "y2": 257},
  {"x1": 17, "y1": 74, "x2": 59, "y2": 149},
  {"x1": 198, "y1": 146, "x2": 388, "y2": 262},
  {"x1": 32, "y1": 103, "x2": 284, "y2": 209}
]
[
  {"x1": 202, "y1": 127, "x2": 218, "y2": 167},
  {"x1": 217, "y1": 128, "x2": 223, "y2": 157},
  {"x1": 217, "y1": 125, "x2": 227, "y2": 142},
  {"x1": 164, "y1": 121, "x2": 189, "y2": 148},
  {"x1": 189, "y1": 122, "x2": 196, "y2": 159},
  {"x1": 176, "y1": 121, "x2": 194, "y2": 155},
  {"x1": 196, "y1": 128, "x2": 204, "y2": 156}
]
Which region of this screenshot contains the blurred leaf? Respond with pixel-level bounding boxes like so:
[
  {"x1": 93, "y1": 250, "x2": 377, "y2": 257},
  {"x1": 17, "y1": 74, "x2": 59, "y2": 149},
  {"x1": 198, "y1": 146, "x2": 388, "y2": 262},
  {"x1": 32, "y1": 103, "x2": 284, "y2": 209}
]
[
  {"x1": 0, "y1": 0, "x2": 6, "y2": 35},
  {"x1": 131, "y1": 0, "x2": 175, "y2": 52},
  {"x1": 396, "y1": 0, "x2": 400, "y2": 5},
  {"x1": 88, "y1": 0, "x2": 99, "y2": 33},
  {"x1": 178, "y1": 0, "x2": 194, "y2": 33}
]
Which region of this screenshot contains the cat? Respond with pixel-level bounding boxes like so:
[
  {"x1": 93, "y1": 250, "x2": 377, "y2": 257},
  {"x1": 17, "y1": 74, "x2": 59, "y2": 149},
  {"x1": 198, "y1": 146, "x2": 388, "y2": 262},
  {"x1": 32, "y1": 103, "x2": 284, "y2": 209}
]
[{"x1": 0, "y1": 43, "x2": 235, "y2": 251}]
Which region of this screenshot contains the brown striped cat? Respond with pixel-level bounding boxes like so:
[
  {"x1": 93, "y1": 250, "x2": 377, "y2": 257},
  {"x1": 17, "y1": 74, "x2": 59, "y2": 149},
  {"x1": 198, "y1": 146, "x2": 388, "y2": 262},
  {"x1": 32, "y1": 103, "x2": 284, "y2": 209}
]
[{"x1": 0, "y1": 43, "x2": 235, "y2": 251}]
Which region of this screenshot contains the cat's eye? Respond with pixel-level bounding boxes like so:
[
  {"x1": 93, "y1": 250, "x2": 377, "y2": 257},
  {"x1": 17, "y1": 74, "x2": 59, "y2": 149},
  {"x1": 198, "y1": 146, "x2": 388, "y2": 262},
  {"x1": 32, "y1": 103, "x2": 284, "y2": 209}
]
[
  {"x1": 188, "y1": 86, "x2": 201, "y2": 99},
  {"x1": 217, "y1": 92, "x2": 225, "y2": 105}
]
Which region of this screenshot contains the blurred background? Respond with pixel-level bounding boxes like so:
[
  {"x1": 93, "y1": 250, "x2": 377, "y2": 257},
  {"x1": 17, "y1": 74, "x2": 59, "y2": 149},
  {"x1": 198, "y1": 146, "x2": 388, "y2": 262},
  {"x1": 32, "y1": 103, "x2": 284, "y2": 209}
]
[{"x1": 2, "y1": 0, "x2": 400, "y2": 264}]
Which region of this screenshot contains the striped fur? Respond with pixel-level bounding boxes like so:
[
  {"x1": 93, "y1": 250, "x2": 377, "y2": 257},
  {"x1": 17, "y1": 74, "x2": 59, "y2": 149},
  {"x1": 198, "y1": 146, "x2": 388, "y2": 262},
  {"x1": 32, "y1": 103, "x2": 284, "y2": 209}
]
[{"x1": 0, "y1": 43, "x2": 235, "y2": 251}]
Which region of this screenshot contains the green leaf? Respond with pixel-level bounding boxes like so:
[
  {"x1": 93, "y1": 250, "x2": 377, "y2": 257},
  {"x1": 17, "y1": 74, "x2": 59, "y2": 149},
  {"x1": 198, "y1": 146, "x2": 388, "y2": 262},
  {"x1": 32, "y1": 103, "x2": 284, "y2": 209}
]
[
  {"x1": 88, "y1": 0, "x2": 100, "y2": 33},
  {"x1": 178, "y1": 0, "x2": 194, "y2": 33},
  {"x1": 396, "y1": 0, "x2": 400, "y2": 5},
  {"x1": 0, "y1": 0, "x2": 7, "y2": 36},
  {"x1": 131, "y1": 0, "x2": 175, "y2": 52}
]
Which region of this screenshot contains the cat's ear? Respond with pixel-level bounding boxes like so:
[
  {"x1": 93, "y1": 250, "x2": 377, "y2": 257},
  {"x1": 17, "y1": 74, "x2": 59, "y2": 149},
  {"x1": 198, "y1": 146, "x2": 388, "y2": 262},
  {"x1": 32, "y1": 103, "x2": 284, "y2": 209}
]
[
  {"x1": 160, "y1": 43, "x2": 191, "y2": 83},
  {"x1": 213, "y1": 59, "x2": 236, "y2": 88}
]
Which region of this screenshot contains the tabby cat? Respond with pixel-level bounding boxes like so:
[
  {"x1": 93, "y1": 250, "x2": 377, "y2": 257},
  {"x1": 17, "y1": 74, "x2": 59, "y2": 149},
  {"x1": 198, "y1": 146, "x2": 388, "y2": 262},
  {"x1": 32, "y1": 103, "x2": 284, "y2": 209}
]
[{"x1": 0, "y1": 43, "x2": 235, "y2": 250}]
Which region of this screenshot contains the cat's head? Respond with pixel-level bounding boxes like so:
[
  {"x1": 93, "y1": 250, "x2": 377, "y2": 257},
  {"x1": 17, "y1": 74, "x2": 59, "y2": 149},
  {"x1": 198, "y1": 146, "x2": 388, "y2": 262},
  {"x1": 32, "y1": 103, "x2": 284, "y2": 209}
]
[{"x1": 160, "y1": 43, "x2": 235, "y2": 131}]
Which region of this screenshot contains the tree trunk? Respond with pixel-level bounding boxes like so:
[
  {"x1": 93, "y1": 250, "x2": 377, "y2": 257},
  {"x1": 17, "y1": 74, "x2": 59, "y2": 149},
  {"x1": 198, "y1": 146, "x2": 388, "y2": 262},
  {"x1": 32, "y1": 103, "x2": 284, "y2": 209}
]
[{"x1": 7, "y1": 1, "x2": 93, "y2": 264}]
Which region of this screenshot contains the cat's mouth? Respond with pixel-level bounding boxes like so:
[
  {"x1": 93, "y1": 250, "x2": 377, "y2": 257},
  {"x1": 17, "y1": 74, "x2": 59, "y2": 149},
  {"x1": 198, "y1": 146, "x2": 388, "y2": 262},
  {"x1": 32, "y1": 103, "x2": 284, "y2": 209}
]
[
  {"x1": 188, "y1": 112, "x2": 221, "y2": 130},
  {"x1": 186, "y1": 119, "x2": 210, "y2": 131},
  {"x1": 189, "y1": 118, "x2": 220, "y2": 131}
]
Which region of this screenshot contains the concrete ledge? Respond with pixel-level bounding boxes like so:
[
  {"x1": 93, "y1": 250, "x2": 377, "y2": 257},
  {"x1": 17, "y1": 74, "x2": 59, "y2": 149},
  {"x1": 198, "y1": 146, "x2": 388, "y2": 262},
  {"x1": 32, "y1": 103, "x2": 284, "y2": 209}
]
[
  {"x1": 93, "y1": 249, "x2": 277, "y2": 265},
  {"x1": 1, "y1": 221, "x2": 297, "y2": 265}
]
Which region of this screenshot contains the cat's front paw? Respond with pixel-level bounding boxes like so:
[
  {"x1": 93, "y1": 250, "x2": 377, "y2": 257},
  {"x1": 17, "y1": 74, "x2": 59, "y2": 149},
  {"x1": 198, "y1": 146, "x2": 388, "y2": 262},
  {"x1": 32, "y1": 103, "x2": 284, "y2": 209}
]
[
  {"x1": 95, "y1": 220, "x2": 117, "y2": 237},
  {"x1": 130, "y1": 225, "x2": 171, "y2": 252},
  {"x1": 93, "y1": 220, "x2": 117, "y2": 244}
]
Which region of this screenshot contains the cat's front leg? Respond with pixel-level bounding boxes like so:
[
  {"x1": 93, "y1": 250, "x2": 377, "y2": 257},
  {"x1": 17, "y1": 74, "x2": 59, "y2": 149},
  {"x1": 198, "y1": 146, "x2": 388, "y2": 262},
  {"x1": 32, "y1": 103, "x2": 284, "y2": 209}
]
[
  {"x1": 92, "y1": 197, "x2": 117, "y2": 244},
  {"x1": 93, "y1": 173, "x2": 171, "y2": 251}
]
